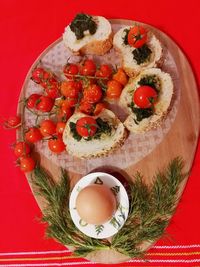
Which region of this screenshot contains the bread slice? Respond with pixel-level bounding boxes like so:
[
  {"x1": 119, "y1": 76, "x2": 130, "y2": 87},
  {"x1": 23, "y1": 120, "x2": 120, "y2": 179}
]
[
  {"x1": 63, "y1": 16, "x2": 113, "y2": 56},
  {"x1": 113, "y1": 25, "x2": 162, "y2": 77},
  {"x1": 119, "y1": 68, "x2": 173, "y2": 133},
  {"x1": 63, "y1": 109, "x2": 127, "y2": 159}
]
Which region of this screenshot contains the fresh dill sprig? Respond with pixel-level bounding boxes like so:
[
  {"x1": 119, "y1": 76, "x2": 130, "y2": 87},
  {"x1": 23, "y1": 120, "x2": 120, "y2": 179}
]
[{"x1": 31, "y1": 157, "x2": 185, "y2": 258}]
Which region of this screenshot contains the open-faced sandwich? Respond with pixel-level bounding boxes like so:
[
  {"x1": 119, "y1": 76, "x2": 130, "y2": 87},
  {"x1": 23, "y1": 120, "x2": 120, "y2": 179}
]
[
  {"x1": 113, "y1": 24, "x2": 162, "y2": 77},
  {"x1": 63, "y1": 109, "x2": 127, "y2": 158},
  {"x1": 63, "y1": 13, "x2": 113, "y2": 55},
  {"x1": 119, "y1": 68, "x2": 173, "y2": 133}
]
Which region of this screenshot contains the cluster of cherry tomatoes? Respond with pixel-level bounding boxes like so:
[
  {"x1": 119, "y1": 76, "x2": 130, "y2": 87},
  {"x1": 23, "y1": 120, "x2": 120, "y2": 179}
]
[{"x1": 3, "y1": 59, "x2": 128, "y2": 173}]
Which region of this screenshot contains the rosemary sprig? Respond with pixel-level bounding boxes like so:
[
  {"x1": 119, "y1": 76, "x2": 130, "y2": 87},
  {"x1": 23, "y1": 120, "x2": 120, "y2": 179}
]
[
  {"x1": 31, "y1": 157, "x2": 185, "y2": 258},
  {"x1": 111, "y1": 157, "x2": 185, "y2": 257}
]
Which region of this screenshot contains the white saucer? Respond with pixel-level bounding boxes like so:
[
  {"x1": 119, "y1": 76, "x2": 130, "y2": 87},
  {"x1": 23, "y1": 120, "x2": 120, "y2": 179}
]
[{"x1": 69, "y1": 172, "x2": 129, "y2": 239}]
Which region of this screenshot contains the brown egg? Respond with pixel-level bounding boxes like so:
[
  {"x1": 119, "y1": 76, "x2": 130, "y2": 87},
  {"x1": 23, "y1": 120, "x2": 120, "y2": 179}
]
[{"x1": 76, "y1": 184, "x2": 116, "y2": 225}]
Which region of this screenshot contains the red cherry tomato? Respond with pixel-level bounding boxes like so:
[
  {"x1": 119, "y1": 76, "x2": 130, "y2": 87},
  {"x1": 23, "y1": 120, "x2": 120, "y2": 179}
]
[
  {"x1": 80, "y1": 59, "x2": 96, "y2": 76},
  {"x1": 40, "y1": 119, "x2": 56, "y2": 137},
  {"x1": 63, "y1": 63, "x2": 79, "y2": 79},
  {"x1": 83, "y1": 84, "x2": 102, "y2": 104},
  {"x1": 56, "y1": 122, "x2": 66, "y2": 135},
  {"x1": 112, "y1": 68, "x2": 128, "y2": 86},
  {"x1": 76, "y1": 117, "x2": 97, "y2": 137},
  {"x1": 78, "y1": 100, "x2": 95, "y2": 115},
  {"x1": 26, "y1": 94, "x2": 41, "y2": 109},
  {"x1": 20, "y1": 156, "x2": 35, "y2": 172},
  {"x1": 128, "y1": 26, "x2": 147, "y2": 48},
  {"x1": 93, "y1": 102, "x2": 107, "y2": 115},
  {"x1": 133, "y1": 86, "x2": 158, "y2": 108},
  {"x1": 35, "y1": 96, "x2": 54, "y2": 112},
  {"x1": 48, "y1": 136, "x2": 65, "y2": 153},
  {"x1": 106, "y1": 80, "x2": 123, "y2": 99},
  {"x1": 14, "y1": 142, "x2": 31, "y2": 157},
  {"x1": 3, "y1": 115, "x2": 21, "y2": 129},
  {"x1": 44, "y1": 82, "x2": 60, "y2": 99},
  {"x1": 25, "y1": 127, "x2": 43, "y2": 143},
  {"x1": 60, "y1": 81, "x2": 82, "y2": 99},
  {"x1": 96, "y1": 64, "x2": 113, "y2": 78},
  {"x1": 31, "y1": 67, "x2": 45, "y2": 83}
]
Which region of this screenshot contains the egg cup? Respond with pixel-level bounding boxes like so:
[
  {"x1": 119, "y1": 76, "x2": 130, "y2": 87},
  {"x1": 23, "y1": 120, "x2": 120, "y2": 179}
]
[{"x1": 69, "y1": 172, "x2": 129, "y2": 239}]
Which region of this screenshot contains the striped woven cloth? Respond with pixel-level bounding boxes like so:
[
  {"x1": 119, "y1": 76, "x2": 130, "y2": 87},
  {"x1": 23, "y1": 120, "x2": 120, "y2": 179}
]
[{"x1": 1, "y1": 244, "x2": 200, "y2": 266}]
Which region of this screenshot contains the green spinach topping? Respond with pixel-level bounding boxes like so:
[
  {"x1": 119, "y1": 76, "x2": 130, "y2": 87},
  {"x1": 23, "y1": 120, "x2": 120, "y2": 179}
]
[
  {"x1": 132, "y1": 44, "x2": 152, "y2": 65},
  {"x1": 69, "y1": 122, "x2": 82, "y2": 141},
  {"x1": 129, "y1": 102, "x2": 154, "y2": 124},
  {"x1": 122, "y1": 29, "x2": 129, "y2": 45},
  {"x1": 69, "y1": 118, "x2": 112, "y2": 141},
  {"x1": 138, "y1": 75, "x2": 161, "y2": 92},
  {"x1": 70, "y1": 13, "x2": 97, "y2": 40}
]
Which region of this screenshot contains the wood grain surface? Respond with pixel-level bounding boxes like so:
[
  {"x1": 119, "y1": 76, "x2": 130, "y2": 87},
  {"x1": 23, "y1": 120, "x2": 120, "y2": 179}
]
[{"x1": 17, "y1": 19, "x2": 200, "y2": 264}]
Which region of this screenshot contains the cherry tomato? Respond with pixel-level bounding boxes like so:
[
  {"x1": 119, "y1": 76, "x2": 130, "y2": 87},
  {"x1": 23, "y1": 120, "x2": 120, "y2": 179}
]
[
  {"x1": 60, "y1": 100, "x2": 73, "y2": 114},
  {"x1": 25, "y1": 127, "x2": 43, "y2": 143},
  {"x1": 78, "y1": 100, "x2": 95, "y2": 115},
  {"x1": 40, "y1": 119, "x2": 56, "y2": 137},
  {"x1": 26, "y1": 94, "x2": 41, "y2": 109},
  {"x1": 48, "y1": 136, "x2": 65, "y2": 153},
  {"x1": 3, "y1": 115, "x2": 21, "y2": 129},
  {"x1": 76, "y1": 117, "x2": 97, "y2": 137},
  {"x1": 60, "y1": 81, "x2": 82, "y2": 99},
  {"x1": 113, "y1": 68, "x2": 128, "y2": 86},
  {"x1": 133, "y1": 86, "x2": 158, "y2": 108},
  {"x1": 63, "y1": 63, "x2": 79, "y2": 79},
  {"x1": 31, "y1": 67, "x2": 45, "y2": 83},
  {"x1": 35, "y1": 96, "x2": 54, "y2": 112},
  {"x1": 83, "y1": 84, "x2": 102, "y2": 103},
  {"x1": 106, "y1": 80, "x2": 123, "y2": 99},
  {"x1": 14, "y1": 142, "x2": 31, "y2": 157},
  {"x1": 62, "y1": 97, "x2": 78, "y2": 108},
  {"x1": 56, "y1": 122, "x2": 66, "y2": 135},
  {"x1": 44, "y1": 82, "x2": 60, "y2": 99},
  {"x1": 20, "y1": 156, "x2": 35, "y2": 172},
  {"x1": 128, "y1": 26, "x2": 147, "y2": 48},
  {"x1": 95, "y1": 64, "x2": 113, "y2": 78},
  {"x1": 80, "y1": 59, "x2": 96, "y2": 76},
  {"x1": 93, "y1": 102, "x2": 107, "y2": 115}
]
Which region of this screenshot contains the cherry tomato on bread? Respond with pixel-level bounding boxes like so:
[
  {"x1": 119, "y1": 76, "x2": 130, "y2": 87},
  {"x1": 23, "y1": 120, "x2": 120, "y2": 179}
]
[
  {"x1": 133, "y1": 86, "x2": 158, "y2": 108},
  {"x1": 128, "y1": 26, "x2": 147, "y2": 48},
  {"x1": 76, "y1": 117, "x2": 97, "y2": 137}
]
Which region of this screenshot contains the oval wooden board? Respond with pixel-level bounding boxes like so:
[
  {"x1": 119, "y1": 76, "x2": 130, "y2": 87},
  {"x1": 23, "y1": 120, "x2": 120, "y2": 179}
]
[{"x1": 17, "y1": 19, "x2": 199, "y2": 264}]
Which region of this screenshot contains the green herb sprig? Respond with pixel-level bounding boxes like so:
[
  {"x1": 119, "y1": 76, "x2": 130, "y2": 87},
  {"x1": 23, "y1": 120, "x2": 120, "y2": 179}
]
[{"x1": 32, "y1": 157, "x2": 185, "y2": 258}]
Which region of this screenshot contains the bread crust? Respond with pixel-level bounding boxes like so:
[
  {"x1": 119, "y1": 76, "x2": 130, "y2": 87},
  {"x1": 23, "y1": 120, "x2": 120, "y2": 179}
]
[{"x1": 79, "y1": 33, "x2": 113, "y2": 56}]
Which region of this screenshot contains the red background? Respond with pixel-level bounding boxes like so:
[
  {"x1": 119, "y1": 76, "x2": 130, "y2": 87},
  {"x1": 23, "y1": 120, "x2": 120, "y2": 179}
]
[{"x1": 0, "y1": 0, "x2": 199, "y2": 264}]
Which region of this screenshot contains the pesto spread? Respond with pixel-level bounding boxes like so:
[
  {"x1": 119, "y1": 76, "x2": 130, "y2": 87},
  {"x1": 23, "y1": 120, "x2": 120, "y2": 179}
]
[{"x1": 70, "y1": 13, "x2": 97, "y2": 40}]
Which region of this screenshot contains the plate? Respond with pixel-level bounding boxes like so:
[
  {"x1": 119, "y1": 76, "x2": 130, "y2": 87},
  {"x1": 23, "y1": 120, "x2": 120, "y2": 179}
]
[
  {"x1": 17, "y1": 19, "x2": 200, "y2": 264},
  {"x1": 69, "y1": 172, "x2": 129, "y2": 239}
]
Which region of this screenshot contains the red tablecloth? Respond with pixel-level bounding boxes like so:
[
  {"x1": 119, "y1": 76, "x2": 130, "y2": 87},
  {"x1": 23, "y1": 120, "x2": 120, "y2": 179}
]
[{"x1": 0, "y1": 0, "x2": 199, "y2": 266}]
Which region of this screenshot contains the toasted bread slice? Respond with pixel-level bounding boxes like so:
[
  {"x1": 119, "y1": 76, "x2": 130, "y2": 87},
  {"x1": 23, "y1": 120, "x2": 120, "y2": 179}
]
[
  {"x1": 113, "y1": 26, "x2": 162, "y2": 77},
  {"x1": 119, "y1": 68, "x2": 173, "y2": 133},
  {"x1": 63, "y1": 16, "x2": 113, "y2": 56},
  {"x1": 63, "y1": 109, "x2": 127, "y2": 159}
]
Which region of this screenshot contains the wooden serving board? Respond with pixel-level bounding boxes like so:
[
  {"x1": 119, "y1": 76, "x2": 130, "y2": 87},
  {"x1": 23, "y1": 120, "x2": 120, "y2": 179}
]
[{"x1": 17, "y1": 19, "x2": 199, "y2": 264}]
